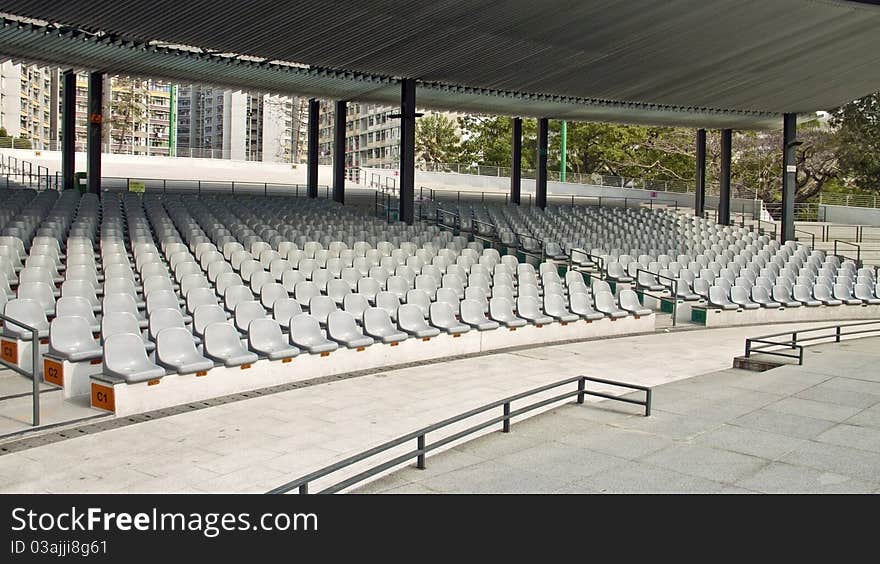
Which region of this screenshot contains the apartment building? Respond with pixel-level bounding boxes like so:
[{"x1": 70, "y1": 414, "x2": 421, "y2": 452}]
[{"x1": 0, "y1": 62, "x2": 59, "y2": 147}]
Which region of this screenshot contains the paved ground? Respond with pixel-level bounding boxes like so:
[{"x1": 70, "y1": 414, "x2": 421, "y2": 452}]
[
  {"x1": 354, "y1": 336, "x2": 880, "y2": 494},
  {"x1": 0, "y1": 320, "x2": 863, "y2": 493}
]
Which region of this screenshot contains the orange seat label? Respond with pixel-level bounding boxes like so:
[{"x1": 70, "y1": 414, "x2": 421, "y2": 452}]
[
  {"x1": 1, "y1": 340, "x2": 17, "y2": 364},
  {"x1": 91, "y1": 383, "x2": 115, "y2": 412},
  {"x1": 43, "y1": 358, "x2": 63, "y2": 386}
]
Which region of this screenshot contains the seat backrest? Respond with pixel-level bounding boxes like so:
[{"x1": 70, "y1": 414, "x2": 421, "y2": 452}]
[
  {"x1": 342, "y1": 292, "x2": 369, "y2": 318},
  {"x1": 248, "y1": 317, "x2": 286, "y2": 350},
  {"x1": 429, "y1": 301, "x2": 457, "y2": 326},
  {"x1": 204, "y1": 322, "x2": 246, "y2": 355},
  {"x1": 813, "y1": 283, "x2": 832, "y2": 299},
  {"x1": 272, "y1": 298, "x2": 302, "y2": 326},
  {"x1": 730, "y1": 285, "x2": 750, "y2": 302},
  {"x1": 460, "y1": 298, "x2": 489, "y2": 324},
  {"x1": 489, "y1": 296, "x2": 516, "y2": 320},
  {"x1": 544, "y1": 292, "x2": 570, "y2": 314},
  {"x1": 149, "y1": 307, "x2": 186, "y2": 340},
  {"x1": 156, "y1": 326, "x2": 200, "y2": 361},
  {"x1": 308, "y1": 295, "x2": 337, "y2": 325},
  {"x1": 193, "y1": 304, "x2": 228, "y2": 336},
  {"x1": 290, "y1": 313, "x2": 325, "y2": 345},
  {"x1": 363, "y1": 307, "x2": 394, "y2": 334},
  {"x1": 55, "y1": 296, "x2": 97, "y2": 322},
  {"x1": 405, "y1": 289, "x2": 431, "y2": 316},
  {"x1": 398, "y1": 304, "x2": 428, "y2": 329},
  {"x1": 101, "y1": 311, "x2": 141, "y2": 341},
  {"x1": 147, "y1": 289, "x2": 181, "y2": 315},
  {"x1": 3, "y1": 298, "x2": 50, "y2": 335},
  {"x1": 594, "y1": 291, "x2": 618, "y2": 312},
  {"x1": 328, "y1": 310, "x2": 365, "y2": 339},
  {"x1": 104, "y1": 332, "x2": 151, "y2": 371},
  {"x1": 49, "y1": 315, "x2": 97, "y2": 353}
]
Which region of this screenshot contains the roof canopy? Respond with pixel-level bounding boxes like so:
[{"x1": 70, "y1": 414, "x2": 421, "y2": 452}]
[{"x1": 2, "y1": 0, "x2": 880, "y2": 129}]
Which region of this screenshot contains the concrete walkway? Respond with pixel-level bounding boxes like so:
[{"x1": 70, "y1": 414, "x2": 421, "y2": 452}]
[
  {"x1": 0, "y1": 320, "x2": 870, "y2": 493},
  {"x1": 356, "y1": 337, "x2": 880, "y2": 494}
]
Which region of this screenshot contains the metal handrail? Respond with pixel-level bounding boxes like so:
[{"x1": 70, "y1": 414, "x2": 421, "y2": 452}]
[
  {"x1": 267, "y1": 375, "x2": 652, "y2": 494},
  {"x1": 744, "y1": 320, "x2": 880, "y2": 366},
  {"x1": 794, "y1": 227, "x2": 816, "y2": 248},
  {"x1": 833, "y1": 239, "x2": 862, "y2": 268},
  {"x1": 0, "y1": 312, "x2": 42, "y2": 426},
  {"x1": 635, "y1": 268, "x2": 679, "y2": 327}
]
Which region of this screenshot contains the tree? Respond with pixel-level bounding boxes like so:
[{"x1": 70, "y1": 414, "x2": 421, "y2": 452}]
[
  {"x1": 109, "y1": 77, "x2": 147, "y2": 153},
  {"x1": 833, "y1": 93, "x2": 880, "y2": 193},
  {"x1": 415, "y1": 114, "x2": 462, "y2": 164}
]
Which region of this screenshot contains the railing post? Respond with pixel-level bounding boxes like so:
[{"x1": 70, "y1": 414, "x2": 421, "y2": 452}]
[
  {"x1": 745, "y1": 339, "x2": 752, "y2": 358},
  {"x1": 417, "y1": 435, "x2": 426, "y2": 469},
  {"x1": 577, "y1": 378, "x2": 585, "y2": 404},
  {"x1": 502, "y1": 402, "x2": 511, "y2": 433},
  {"x1": 645, "y1": 389, "x2": 652, "y2": 417},
  {"x1": 836, "y1": 326, "x2": 841, "y2": 343},
  {"x1": 298, "y1": 484, "x2": 308, "y2": 495},
  {"x1": 792, "y1": 332, "x2": 798, "y2": 349},
  {"x1": 32, "y1": 327, "x2": 40, "y2": 426}
]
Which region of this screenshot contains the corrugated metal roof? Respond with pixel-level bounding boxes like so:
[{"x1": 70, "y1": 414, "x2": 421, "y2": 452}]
[{"x1": 2, "y1": 1, "x2": 879, "y2": 128}]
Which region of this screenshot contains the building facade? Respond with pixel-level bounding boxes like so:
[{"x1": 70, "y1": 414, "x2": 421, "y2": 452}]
[{"x1": 0, "y1": 62, "x2": 59, "y2": 148}]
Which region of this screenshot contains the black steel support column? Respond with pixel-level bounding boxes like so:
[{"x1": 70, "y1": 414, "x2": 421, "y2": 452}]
[
  {"x1": 61, "y1": 69, "x2": 76, "y2": 191},
  {"x1": 333, "y1": 100, "x2": 347, "y2": 204},
  {"x1": 781, "y1": 113, "x2": 797, "y2": 242},
  {"x1": 307, "y1": 98, "x2": 319, "y2": 198},
  {"x1": 536, "y1": 118, "x2": 548, "y2": 209},
  {"x1": 694, "y1": 128, "x2": 706, "y2": 217},
  {"x1": 86, "y1": 71, "x2": 103, "y2": 195},
  {"x1": 510, "y1": 117, "x2": 522, "y2": 205},
  {"x1": 718, "y1": 129, "x2": 732, "y2": 225},
  {"x1": 398, "y1": 78, "x2": 416, "y2": 225}
]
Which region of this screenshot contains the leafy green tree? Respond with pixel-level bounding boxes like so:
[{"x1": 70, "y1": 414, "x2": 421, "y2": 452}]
[
  {"x1": 109, "y1": 77, "x2": 147, "y2": 153},
  {"x1": 833, "y1": 93, "x2": 880, "y2": 193},
  {"x1": 415, "y1": 114, "x2": 462, "y2": 164}
]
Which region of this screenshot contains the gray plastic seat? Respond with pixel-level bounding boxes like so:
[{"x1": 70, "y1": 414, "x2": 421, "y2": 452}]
[
  {"x1": 375, "y1": 291, "x2": 401, "y2": 321},
  {"x1": 569, "y1": 292, "x2": 605, "y2": 321},
  {"x1": 792, "y1": 284, "x2": 821, "y2": 307},
  {"x1": 289, "y1": 314, "x2": 338, "y2": 354},
  {"x1": 271, "y1": 298, "x2": 303, "y2": 329},
  {"x1": 751, "y1": 286, "x2": 781, "y2": 308},
  {"x1": 429, "y1": 302, "x2": 471, "y2": 334},
  {"x1": 772, "y1": 284, "x2": 801, "y2": 308},
  {"x1": 460, "y1": 298, "x2": 500, "y2": 331},
  {"x1": 103, "y1": 293, "x2": 147, "y2": 327},
  {"x1": 707, "y1": 286, "x2": 738, "y2": 310},
  {"x1": 813, "y1": 284, "x2": 842, "y2": 306},
  {"x1": 156, "y1": 327, "x2": 214, "y2": 374},
  {"x1": 247, "y1": 318, "x2": 300, "y2": 360},
  {"x1": 61, "y1": 279, "x2": 100, "y2": 310},
  {"x1": 363, "y1": 307, "x2": 408, "y2": 343},
  {"x1": 488, "y1": 297, "x2": 527, "y2": 328},
  {"x1": 405, "y1": 288, "x2": 431, "y2": 318},
  {"x1": 187, "y1": 286, "x2": 220, "y2": 315},
  {"x1": 294, "y1": 281, "x2": 320, "y2": 308},
  {"x1": 357, "y1": 277, "x2": 382, "y2": 303},
  {"x1": 327, "y1": 279, "x2": 352, "y2": 306},
  {"x1": 544, "y1": 293, "x2": 581, "y2": 322},
  {"x1": 193, "y1": 304, "x2": 229, "y2": 338},
  {"x1": 103, "y1": 332, "x2": 166, "y2": 383},
  {"x1": 55, "y1": 296, "x2": 100, "y2": 332},
  {"x1": 2, "y1": 298, "x2": 50, "y2": 339},
  {"x1": 854, "y1": 283, "x2": 880, "y2": 305},
  {"x1": 342, "y1": 292, "x2": 370, "y2": 320},
  {"x1": 398, "y1": 304, "x2": 441, "y2": 338},
  {"x1": 48, "y1": 316, "x2": 102, "y2": 361},
  {"x1": 234, "y1": 300, "x2": 268, "y2": 333},
  {"x1": 517, "y1": 295, "x2": 553, "y2": 325},
  {"x1": 17, "y1": 281, "x2": 56, "y2": 314},
  {"x1": 595, "y1": 291, "x2": 629, "y2": 318},
  {"x1": 327, "y1": 310, "x2": 374, "y2": 348},
  {"x1": 148, "y1": 307, "x2": 187, "y2": 341},
  {"x1": 224, "y1": 284, "x2": 255, "y2": 312},
  {"x1": 730, "y1": 286, "x2": 760, "y2": 310},
  {"x1": 833, "y1": 283, "x2": 862, "y2": 305},
  {"x1": 309, "y1": 295, "x2": 338, "y2": 327},
  {"x1": 618, "y1": 289, "x2": 652, "y2": 316},
  {"x1": 203, "y1": 322, "x2": 259, "y2": 367}
]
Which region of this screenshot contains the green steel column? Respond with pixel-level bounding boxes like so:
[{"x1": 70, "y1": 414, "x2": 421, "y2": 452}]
[
  {"x1": 169, "y1": 84, "x2": 177, "y2": 157},
  {"x1": 560, "y1": 120, "x2": 567, "y2": 183}
]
